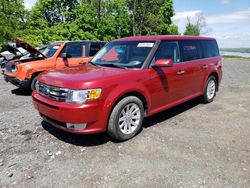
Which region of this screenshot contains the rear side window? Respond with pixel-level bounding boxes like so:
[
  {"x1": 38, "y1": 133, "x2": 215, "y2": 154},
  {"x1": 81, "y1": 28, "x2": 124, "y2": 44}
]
[
  {"x1": 179, "y1": 40, "x2": 202, "y2": 62},
  {"x1": 202, "y1": 40, "x2": 220, "y2": 58},
  {"x1": 89, "y1": 43, "x2": 102, "y2": 56},
  {"x1": 61, "y1": 43, "x2": 85, "y2": 58}
]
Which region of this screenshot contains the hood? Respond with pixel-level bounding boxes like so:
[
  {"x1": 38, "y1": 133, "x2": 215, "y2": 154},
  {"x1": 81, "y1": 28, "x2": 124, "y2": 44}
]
[
  {"x1": 5, "y1": 44, "x2": 24, "y2": 56},
  {"x1": 38, "y1": 64, "x2": 133, "y2": 89},
  {"x1": 13, "y1": 38, "x2": 47, "y2": 59}
]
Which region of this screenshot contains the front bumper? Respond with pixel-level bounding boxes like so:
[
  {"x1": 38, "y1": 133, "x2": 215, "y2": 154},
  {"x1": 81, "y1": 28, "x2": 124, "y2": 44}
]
[
  {"x1": 4, "y1": 74, "x2": 30, "y2": 89},
  {"x1": 32, "y1": 91, "x2": 106, "y2": 134}
]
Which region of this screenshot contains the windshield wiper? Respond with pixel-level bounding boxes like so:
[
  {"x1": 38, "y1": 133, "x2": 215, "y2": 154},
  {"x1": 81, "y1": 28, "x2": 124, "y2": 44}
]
[{"x1": 98, "y1": 63, "x2": 127, "y2": 69}]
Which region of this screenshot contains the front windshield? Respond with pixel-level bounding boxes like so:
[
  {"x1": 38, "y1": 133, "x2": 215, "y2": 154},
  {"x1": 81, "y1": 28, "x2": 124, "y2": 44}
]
[
  {"x1": 91, "y1": 41, "x2": 155, "y2": 69},
  {"x1": 42, "y1": 44, "x2": 61, "y2": 57}
]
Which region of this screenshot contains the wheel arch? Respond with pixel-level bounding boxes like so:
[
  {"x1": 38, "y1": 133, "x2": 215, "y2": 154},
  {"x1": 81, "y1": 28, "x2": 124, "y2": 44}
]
[
  {"x1": 208, "y1": 71, "x2": 219, "y2": 91},
  {"x1": 31, "y1": 71, "x2": 43, "y2": 79},
  {"x1": 110, "y1": 91, "x2": 149, "y2": 117}
]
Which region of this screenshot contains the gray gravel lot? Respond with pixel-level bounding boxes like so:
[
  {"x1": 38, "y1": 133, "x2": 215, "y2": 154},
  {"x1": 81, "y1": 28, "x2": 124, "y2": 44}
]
[{"x1": 0, "y1": 59, "x2": 250, "y2": 188}]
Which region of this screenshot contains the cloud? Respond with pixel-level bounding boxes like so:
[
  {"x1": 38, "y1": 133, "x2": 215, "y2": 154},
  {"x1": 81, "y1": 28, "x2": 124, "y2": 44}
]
[
  {"x1": 173, "y1": 8, "x2": 250, "y2": 27},
  {"x1": 221, "y1": 0, "x2": 230, "y2": 4},
  {"x1": 206, "y1": 8, "x2": 250, "y2": 24},
  {"x1": 172, "y1": 10, "x2": 203, "y2": 32},
  {"x1": 173, "y1": 10, "x2": 202, "y2": 21},
  {"x1": 173, "y1": 8, "x2": 250, "y2": 48},
  {"x1": 215, "y1": 33, "x2": 250, "y2": 48}
]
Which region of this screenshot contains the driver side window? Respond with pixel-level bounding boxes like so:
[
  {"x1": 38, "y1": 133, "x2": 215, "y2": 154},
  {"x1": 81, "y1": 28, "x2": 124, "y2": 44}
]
[{"x1": 152, "y1": 41, "x2": 180, "y2": 65}]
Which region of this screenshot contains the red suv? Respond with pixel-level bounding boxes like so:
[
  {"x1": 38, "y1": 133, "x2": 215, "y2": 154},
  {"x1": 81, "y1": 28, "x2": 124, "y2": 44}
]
[{"x1": 32, "y1": 36, "x2": 222, "y2": 141}]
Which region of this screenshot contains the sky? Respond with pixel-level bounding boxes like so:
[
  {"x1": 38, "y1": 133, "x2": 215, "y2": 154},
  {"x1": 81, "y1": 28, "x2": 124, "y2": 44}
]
[
  {"x1": 173, "y1": 0, "x2": 250, "y2": 48},
  {"x1": 24, "y1": 0, "x2": 250, "y2": 48}
]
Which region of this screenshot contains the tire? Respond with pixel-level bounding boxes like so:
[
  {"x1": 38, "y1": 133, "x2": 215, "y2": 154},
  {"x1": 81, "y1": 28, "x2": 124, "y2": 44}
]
[
  {"x1": 30, "y1": 75, "x2": 38, "y2": 91},
  {"x1": 200, "y1": 76, "x2": 217, "y2": 103},
  {"x1": 107, "y1": 96, "x2": 144, "y2": 141}
]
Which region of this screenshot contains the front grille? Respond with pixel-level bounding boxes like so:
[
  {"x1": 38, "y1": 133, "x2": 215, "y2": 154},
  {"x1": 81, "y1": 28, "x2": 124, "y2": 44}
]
[{"x1": 37, "y1": 82, "x2": 69, "y2": 102}]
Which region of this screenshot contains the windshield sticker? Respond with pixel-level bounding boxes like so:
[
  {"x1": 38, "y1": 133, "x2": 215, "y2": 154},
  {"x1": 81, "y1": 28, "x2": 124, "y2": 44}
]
[
  {"x1": 137, "y1": 43, "x2": 154, "y2": 48},
  {"x1": 53, "y1": 46, "x2": 60, "y2": 49}
]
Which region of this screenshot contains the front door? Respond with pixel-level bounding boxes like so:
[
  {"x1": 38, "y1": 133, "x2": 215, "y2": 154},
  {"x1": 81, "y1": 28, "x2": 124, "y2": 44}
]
[{"x1": 149, "y1": 41, "x2": 201, "y2": 111}]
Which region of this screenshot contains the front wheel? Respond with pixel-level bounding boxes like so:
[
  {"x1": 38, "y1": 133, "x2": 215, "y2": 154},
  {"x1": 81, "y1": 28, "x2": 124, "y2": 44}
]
[
  {"x1": 200, "y1": 76, "x2": 217, "y2": 103},
  {"x1": 107, "y1": 96, "x2": 144, "y2": 141}
]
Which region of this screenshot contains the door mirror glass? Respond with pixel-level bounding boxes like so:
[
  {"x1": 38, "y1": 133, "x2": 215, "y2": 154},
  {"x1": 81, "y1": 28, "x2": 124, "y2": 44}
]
[{"x1": 153, "y1": 59, "x2": 173, "y2": 67}]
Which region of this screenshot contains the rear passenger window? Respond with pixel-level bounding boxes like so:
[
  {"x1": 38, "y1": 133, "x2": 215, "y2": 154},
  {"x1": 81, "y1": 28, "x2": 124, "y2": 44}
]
[
  {"x1": 90, "y1": 44, "x2": 102, "y2": 56},
  {"x1": 61, "y1": 44, "x2": 85, "y2": 58},
  {"x1": 180, "y1": 40, "x2": 202, "y2": 62},
  {"x1": 202, "y1": 40, "x2": 220, "y2": 58},
  {"x1": 152, "y1": 41, "x2": 180, "y2": 64}
]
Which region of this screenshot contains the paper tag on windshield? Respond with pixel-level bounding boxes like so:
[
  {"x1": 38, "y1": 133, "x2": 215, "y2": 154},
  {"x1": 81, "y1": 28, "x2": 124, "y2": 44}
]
[{"x1": 137, "y1": 43, "x2": 154, "y2": 48}]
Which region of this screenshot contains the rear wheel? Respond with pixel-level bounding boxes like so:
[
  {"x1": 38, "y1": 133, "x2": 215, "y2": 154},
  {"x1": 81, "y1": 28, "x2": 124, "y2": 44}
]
[
  {"x1": 200, "y1": 76, "x2": 217, "y2": 103},
  {"x1": 107, "y1": 96, "x2": 144, "y2": 141}
]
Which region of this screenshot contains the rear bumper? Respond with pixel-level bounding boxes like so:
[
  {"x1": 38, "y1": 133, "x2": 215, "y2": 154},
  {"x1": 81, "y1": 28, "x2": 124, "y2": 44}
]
[
  {"x1": 4, "y1": 74, "x2": 30, "y2": 89},
  {"x1": 32, "y1": 91, "x2": 107, "y2": 134}
]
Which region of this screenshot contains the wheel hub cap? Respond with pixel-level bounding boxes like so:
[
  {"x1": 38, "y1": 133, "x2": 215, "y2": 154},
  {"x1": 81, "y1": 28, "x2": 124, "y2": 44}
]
[
  {"x1": 207, "y1": 80, "x2": 216, "y2": 100},
  {"x1": 119, "y1": 103, "x2": 141, "y2": 135}
]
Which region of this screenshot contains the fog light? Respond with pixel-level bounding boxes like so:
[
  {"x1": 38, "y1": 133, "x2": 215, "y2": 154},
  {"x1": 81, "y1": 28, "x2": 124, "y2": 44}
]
[{"x1": 66, "y1": 123, "x2": 87, "y2": 130}]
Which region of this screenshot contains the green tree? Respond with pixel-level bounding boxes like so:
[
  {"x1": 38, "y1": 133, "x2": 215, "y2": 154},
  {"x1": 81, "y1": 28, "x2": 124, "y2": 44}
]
[
  {"x1": 2, "y1": 0, "x2": 178, "y2": 48},
  {"x1": 0, "y1": 0, "x2": 27, "y2": 49},
  {"x1": 127, "y1": 0, "x2": 176, "y2": 36},
  {"x1": 184, "y1": 18, "x2": 200, "y2": 36},
  {"x1": 97, "y1": 0, "x2": 132, "y2": 40},
  {"x1": 184, "y1": 14, "x2": 207, "y2": 36},
  {"x1": 29, "y1": 0, "x2": 79, "y2": 28}
]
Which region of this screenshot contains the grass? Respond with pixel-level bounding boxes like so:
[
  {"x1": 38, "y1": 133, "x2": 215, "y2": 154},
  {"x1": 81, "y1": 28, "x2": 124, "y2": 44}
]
[{"x1": 222, "y1": 55, "x2": 250, "y2": 60}]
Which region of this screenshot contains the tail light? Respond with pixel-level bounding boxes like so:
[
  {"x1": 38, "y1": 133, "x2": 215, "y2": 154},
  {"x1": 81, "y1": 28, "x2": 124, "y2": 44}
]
[{"x1": 217, "y1": 60, "x2": 222, "y2": 67}]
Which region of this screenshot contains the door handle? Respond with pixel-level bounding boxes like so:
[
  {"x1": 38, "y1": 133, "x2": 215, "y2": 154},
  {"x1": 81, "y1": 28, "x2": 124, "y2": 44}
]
[
  {"x1": 177, "y1": 70, "x2": 185, "y2": 75},
  {"x1": 78, "y1": 62, "x2": 85, "y2": 65},
  {"x1": 202, "y1": 64, "x2": 208, "y2": 69}
]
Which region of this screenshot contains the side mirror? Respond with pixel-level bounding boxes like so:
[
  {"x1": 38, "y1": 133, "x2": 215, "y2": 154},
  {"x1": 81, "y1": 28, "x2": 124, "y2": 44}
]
[
  {"x1": 153, "y1": 59, "x2": 173, "y2": 67},
  {"x1": 61, "y1": 53, "x2": 71, "y2": 59}
]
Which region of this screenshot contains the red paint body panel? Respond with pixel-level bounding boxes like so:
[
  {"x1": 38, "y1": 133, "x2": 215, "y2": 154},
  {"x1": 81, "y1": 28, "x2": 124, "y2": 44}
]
[{"x1": 32, "y1": 36, "x2": 222, "y2": 134}]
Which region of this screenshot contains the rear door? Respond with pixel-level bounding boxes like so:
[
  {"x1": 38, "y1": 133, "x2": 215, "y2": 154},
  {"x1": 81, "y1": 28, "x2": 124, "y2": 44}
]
[
  {"x1": 178, "y1": 40, "x2": 205, "y2": 96},
  {"x1": 56, "y1": 43, "x2": 88, "y2": 68}
]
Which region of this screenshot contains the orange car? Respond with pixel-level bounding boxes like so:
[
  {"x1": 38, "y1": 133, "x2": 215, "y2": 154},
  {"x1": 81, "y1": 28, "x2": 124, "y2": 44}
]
[{"x1": 3, "y1": 39, "x2": 106, "y2": 90}]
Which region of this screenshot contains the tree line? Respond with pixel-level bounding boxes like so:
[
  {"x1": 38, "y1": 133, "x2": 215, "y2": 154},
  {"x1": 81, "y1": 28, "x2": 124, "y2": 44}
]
[{"x1": 0, "y1": 0, "x2": 206, "y2": 50}]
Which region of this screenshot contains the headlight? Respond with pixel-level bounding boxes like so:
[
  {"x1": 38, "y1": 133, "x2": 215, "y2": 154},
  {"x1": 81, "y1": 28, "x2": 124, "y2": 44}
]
[
  {"x1": 66, "y1": 89, "x2": 102, "y2": 104},
  {"x1": 11, "y1": 64, "x2": 17, "y2": 73}
]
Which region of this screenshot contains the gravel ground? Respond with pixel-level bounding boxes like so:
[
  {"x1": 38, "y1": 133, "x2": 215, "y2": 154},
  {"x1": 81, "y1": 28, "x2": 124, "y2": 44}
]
[{"x1": 0, "y1": 59, "x2": 250, "y2": 188}]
